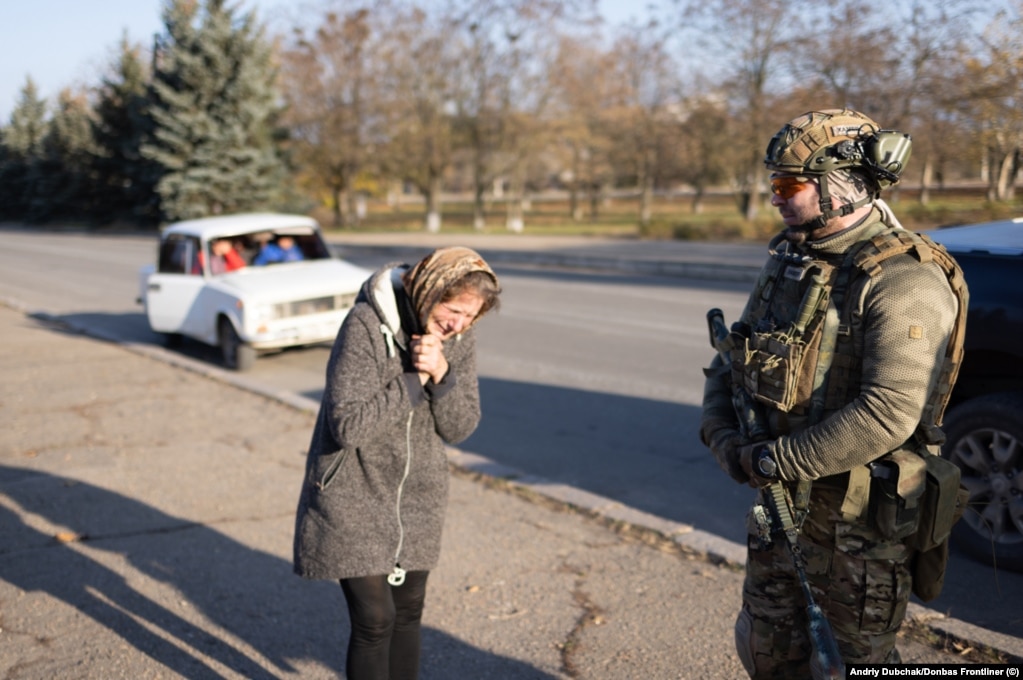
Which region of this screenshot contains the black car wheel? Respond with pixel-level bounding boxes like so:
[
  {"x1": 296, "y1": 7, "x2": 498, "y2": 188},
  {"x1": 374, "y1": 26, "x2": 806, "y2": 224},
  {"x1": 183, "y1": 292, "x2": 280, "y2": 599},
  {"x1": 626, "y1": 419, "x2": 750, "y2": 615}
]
[
  {"x1": 941, "y1": 392, "x2": 1023, "y2": 572},
  {"x1": 218, "y1": 317, "x2": 256, "y2": 372}
]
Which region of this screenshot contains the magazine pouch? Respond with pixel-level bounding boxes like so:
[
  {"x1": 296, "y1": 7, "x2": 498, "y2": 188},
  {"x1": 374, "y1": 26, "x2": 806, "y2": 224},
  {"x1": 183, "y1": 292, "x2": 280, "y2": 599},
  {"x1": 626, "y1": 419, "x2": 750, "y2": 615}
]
[
  {"x1": 910, "y1": 454, "x2": 969, "y2": 602},
  {"x1": 869, "y1": 449, "x2": 926, "y2": 540},
  {"x1": 907, "y1": 453, "x2": 966, "y2": 553},
  {"x1": 731, "y1": 332, "x2": 807, "y2": 413}
]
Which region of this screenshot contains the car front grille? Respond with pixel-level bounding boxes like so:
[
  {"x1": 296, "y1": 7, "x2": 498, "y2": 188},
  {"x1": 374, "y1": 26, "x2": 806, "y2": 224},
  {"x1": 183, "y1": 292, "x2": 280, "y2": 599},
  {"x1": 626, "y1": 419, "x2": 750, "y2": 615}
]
[{"x1": 274, "y1": 292, "x2": 357, "y2": 319}]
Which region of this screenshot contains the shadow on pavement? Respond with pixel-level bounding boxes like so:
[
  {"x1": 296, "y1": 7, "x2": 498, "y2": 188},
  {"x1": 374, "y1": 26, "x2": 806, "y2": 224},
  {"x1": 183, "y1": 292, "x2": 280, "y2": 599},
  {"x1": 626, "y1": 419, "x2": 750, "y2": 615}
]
[
  {"x1": 463, "y1": 376, "x2": 754, "y2": 543},
  {"x1": 0, "y1": 465, "x2": 559, "y2": 679},
  {"x1": 459, "y1": 377, "x2": 1023, "y2": 642}
]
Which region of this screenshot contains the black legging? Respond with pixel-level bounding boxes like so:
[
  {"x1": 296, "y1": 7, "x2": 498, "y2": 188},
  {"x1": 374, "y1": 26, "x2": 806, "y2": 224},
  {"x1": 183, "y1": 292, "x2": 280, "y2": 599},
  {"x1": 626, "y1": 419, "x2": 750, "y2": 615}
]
[{"x1": 339, "y1": 571, "x2": 429, "y2": 680}]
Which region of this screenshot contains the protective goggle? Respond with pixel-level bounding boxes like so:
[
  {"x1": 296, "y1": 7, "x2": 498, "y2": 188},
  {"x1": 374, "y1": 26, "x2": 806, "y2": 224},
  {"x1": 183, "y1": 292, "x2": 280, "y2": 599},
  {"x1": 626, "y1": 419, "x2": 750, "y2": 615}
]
[{"x1": 769, "y1": 176, "x2": 815, "y2": 200}]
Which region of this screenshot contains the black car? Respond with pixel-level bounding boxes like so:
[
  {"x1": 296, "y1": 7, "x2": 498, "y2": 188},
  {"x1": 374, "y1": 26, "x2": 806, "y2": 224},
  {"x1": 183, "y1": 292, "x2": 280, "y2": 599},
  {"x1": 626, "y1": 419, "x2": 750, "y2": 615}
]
[{"x1": 931, "y1": 218, "x2": 1023, "y2": 572}]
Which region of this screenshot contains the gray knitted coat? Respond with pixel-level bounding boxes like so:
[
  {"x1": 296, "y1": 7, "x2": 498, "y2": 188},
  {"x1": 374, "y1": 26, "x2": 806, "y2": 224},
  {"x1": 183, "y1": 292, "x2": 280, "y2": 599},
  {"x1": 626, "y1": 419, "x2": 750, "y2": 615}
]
[{"x1": 293, "y1": 264, "x2": 482, "y2": 580}]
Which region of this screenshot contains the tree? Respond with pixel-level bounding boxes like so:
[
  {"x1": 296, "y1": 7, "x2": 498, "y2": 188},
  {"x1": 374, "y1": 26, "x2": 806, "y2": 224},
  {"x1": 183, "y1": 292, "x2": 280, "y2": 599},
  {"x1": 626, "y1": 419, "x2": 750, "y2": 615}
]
[
  {"x1": 958, "y1": 2, "x2": 1023, "y2": 201},
  {"x1": 673, "y1": 0, "x2": 803, "y2": 222},
  {"x1": 32, "y1": 89, "x2": 97, "y2": 222},
  {"x1": 798, "y1": 0, "x2": 978, "y2": 205},
  {"x1": 603, "y1": 21, "x2": 681, "y2": 227},
  {"x1": 447, "y1": 0, "x2": 586, "y2": 230},
  {"x1": 144, "y1": 0, "x2": 284, "y2": 221},
  {"x1": 280, "y1": 5, "x2": 386, "y2": 229},
  {"x1": 672, "y1": 97, "x2": 734, "y2": 214},
  {"x1": 0, "y1": 78, "x2": 49, "y2": 221},
  {"x1": 91, "y1": 36, "x2": 161, "y2": 225},
  {"x1": 547, "y1": 34, "x2": 615, "y2": 220},
  {"x1": 377, "y1": 4, "x2": 460, "y2": 232}
]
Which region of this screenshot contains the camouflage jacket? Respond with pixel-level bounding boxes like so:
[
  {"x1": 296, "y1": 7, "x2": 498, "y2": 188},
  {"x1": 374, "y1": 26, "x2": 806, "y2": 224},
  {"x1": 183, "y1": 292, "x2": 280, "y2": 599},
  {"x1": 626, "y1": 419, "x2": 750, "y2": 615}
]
[{"x1": 702, "y1": 208, "x2": 960, "y2": 483}]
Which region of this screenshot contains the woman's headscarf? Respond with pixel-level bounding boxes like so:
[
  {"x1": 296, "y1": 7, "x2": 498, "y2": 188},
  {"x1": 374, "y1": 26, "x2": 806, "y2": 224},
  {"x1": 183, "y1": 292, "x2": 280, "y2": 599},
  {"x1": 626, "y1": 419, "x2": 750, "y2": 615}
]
[{"x1": 402, "y1": 246, "x2": 499, "y2": 331}]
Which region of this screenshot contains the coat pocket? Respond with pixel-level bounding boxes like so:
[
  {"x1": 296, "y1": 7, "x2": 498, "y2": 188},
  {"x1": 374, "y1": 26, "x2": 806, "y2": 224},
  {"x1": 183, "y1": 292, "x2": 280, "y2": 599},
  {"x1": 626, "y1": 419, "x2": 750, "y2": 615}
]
[{"x1": 312, "y1": 448, "x2": 352, "y2": 491}]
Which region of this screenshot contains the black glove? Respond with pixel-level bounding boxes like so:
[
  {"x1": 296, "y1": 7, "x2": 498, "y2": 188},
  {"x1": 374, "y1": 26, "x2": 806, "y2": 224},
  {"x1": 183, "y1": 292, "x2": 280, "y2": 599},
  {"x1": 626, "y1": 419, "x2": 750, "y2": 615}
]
[
  {"x1": 740, "y1": 441, "x2": 778, "y2": 488},
  {"x1": 702, "y1": 419, "x2": 749, "y2": 485}
]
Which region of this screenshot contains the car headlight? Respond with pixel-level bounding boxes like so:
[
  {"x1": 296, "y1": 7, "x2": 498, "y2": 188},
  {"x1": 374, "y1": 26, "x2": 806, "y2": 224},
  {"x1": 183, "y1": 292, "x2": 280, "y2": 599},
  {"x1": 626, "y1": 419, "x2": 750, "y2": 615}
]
[{"x1": 252, "y1": 303, "x2": 284, "y2": 323}]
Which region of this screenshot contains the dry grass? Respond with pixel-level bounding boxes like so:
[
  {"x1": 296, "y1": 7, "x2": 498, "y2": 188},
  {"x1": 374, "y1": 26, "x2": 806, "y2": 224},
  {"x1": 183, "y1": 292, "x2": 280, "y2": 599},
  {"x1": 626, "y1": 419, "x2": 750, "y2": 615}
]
[{"x1": 315, "y1": 187, "x2": 1022, "y2": 241}]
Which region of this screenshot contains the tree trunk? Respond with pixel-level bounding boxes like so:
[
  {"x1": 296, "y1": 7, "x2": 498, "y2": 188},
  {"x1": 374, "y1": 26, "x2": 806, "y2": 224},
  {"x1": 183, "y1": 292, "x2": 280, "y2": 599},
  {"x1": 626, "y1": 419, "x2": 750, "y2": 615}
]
[
  {"x1": 999, "y1": 149, "x2": 1020, "y2": 200},
  {"x1": 346, "y1": 191, "x2": 361, "y2": 227},
  {"x1": 473, "y1": 186, "x2": 486, "y2": 230},
  {"x1": 331, "y1": 186, "x2": 343, "y2": 228},
  {"x1": 639, "y1": 174, "x2": 653, "y2": 227},
  {"x1": 569, "y1": 147, "x2": 582, "y2": 221},
  {"x1": 691, "y1": 186, "x2": 705, "y2": 214},
  {"x1": 570, "y1": 182, "x2": 582, "y2": 221},
  {"x1": 424, "y1": 175, "x2": 442, "y2": 232},
  {"x1": 919, "y1": 156, "x2": 933, "y2": 206},
  {"x1": 744, "y1": 187, "x2": 758, "y2": 221}
]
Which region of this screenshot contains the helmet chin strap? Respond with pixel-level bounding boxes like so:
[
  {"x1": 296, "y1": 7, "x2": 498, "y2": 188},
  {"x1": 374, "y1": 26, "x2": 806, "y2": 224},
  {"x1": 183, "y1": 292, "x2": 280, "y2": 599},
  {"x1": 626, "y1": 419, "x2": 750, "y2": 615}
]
[{"x1": 795, "y1": 172, "x2": 873, "y2": 234}]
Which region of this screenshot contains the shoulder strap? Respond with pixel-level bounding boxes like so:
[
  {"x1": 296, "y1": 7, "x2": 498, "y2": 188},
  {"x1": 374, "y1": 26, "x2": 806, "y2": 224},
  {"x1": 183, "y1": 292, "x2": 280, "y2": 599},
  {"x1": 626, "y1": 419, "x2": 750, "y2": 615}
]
[{"x1": 852, "y1": 230, "x2": 968, "y2": 440}]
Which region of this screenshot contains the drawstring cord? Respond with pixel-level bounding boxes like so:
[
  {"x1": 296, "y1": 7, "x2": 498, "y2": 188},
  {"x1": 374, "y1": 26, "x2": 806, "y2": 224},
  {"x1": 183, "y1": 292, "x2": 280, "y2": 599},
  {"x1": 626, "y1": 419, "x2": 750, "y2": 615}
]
[{"x1": 380, "y1": 324, "x2": 396, "y2": 358}]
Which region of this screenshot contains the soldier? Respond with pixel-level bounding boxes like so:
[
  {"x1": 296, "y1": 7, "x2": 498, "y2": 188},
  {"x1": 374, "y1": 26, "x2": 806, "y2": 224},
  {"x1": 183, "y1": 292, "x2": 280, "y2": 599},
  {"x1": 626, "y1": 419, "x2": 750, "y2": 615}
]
[{"x1": 700, "y1": 109, "x2": 967, "y2": 677}]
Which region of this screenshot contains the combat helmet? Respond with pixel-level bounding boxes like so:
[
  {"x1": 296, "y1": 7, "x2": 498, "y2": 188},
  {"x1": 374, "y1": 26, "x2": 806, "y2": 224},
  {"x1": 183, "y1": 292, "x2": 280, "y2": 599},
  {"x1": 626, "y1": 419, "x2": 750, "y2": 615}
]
[{"x1": 765, "y1": 109, "x2": 912, "y2": 227}]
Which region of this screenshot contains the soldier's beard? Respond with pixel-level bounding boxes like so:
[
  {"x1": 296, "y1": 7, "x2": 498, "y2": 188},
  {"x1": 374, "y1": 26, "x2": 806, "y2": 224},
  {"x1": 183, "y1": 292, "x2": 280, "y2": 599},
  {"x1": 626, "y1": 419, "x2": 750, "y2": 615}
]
[
  {"x1": 782, "y1": 222, "x2": 812, "y2": 246},
  {"x1": 784, "y1": 212, "x2": 841, "y2": 245}
]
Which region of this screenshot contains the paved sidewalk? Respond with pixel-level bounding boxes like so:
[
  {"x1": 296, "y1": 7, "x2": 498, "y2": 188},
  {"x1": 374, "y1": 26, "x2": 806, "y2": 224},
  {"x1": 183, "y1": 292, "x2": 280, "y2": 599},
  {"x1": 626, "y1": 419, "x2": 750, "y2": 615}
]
[{"x1": 1, "y1": 298, "x2": 1018, "y2": 678}]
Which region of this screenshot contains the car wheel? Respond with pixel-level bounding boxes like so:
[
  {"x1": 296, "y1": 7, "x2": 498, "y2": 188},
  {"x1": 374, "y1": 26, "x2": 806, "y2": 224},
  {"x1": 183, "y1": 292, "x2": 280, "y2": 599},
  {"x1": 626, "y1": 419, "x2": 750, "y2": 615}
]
[
  {"x1": 218, "y1": 317, "x2": 256, "y2": 372},
  {"x1": 941, "y1": 392, "x2": 1023, "y2": 572}
]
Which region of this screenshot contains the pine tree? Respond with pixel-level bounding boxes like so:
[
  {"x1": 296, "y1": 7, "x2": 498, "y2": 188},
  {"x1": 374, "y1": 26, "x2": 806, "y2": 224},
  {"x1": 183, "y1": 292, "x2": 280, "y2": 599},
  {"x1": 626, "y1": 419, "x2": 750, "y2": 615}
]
[
  {"x1": 92, "y1": 36, "x2": 161, "y2": 226},
  {"x1": 143, "y1": 0, "x2": 284, "y2": 221},
  {"x1": 32, "y1": 89, "x2": 97, "y2": 223},
  {"x1": 0, "y1": 78, "x2": 49, "y2": 221}
]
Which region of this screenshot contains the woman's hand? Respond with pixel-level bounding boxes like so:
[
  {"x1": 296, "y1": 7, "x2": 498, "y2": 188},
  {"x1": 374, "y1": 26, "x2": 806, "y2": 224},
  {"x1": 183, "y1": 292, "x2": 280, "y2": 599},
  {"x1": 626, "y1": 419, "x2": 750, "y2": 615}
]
[{"x1": 410, "y1": 334, "x2": 449, "y2": 385}]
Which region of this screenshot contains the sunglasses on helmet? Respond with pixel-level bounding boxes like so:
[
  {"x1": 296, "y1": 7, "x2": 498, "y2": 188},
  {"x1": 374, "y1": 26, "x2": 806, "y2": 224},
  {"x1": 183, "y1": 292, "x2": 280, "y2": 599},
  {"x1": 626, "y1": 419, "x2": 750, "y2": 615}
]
[{"x1": 770, "y1": 176, "x2": 815, "y2": 200}]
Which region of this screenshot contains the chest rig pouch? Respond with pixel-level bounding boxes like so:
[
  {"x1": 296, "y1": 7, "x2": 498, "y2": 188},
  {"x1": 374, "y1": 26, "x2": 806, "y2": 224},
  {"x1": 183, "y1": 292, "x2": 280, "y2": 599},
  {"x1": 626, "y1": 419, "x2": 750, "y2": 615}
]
[{"x1": 729, "y1": 234, "x2": 837, "y2": 414}]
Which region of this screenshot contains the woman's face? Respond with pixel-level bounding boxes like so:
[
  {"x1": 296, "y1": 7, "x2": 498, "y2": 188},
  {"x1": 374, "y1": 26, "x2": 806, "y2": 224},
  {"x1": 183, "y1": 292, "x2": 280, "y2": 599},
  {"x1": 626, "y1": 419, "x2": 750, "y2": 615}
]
[{"x1": 426, "y1": 291, "x2": 485, "y2": 339}]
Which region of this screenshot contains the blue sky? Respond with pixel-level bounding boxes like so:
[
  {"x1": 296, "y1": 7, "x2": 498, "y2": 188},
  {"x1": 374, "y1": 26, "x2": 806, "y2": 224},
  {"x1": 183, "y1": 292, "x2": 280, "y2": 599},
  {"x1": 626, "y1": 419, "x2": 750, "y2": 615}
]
[{"x1": 0, "y1": 0, "x2": 655, "y2": 123}]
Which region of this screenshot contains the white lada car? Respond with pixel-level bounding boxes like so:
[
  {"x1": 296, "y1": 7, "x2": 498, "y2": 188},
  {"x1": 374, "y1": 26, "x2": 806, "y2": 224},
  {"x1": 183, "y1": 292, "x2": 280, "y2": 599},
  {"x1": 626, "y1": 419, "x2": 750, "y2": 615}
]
[{"x1": 137, "y1": 213, "x2": 370, "y2": 371}]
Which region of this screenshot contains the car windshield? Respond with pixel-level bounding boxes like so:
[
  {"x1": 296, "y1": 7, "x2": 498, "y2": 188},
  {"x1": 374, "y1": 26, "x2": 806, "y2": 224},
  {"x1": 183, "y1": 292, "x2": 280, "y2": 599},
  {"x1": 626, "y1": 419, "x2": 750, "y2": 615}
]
[{"x1": 214, "y1": 229, "x2": 333, "y2": 269}]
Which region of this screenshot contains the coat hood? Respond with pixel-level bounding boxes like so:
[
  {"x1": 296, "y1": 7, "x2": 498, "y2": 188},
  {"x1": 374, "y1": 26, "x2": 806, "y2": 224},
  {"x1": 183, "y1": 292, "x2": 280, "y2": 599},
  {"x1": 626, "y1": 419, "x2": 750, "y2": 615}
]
[{"x1": 359, "y1": 262, "x2": 417, "y2": 357}]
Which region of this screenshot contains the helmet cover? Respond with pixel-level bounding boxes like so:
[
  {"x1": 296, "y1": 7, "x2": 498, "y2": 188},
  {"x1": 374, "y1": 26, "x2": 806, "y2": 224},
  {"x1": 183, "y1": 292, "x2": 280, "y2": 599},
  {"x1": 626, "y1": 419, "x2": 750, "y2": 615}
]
[{"x1": 765, "y1": 108, "x2": 911, "y2": 190}]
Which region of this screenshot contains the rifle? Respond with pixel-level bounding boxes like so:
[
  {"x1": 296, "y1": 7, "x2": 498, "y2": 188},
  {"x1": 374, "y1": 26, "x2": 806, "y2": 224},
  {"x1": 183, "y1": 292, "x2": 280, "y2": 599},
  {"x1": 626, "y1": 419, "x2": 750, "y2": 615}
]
[{"x1": 706, "y1": 305, "x2": 845, "y2": 680}]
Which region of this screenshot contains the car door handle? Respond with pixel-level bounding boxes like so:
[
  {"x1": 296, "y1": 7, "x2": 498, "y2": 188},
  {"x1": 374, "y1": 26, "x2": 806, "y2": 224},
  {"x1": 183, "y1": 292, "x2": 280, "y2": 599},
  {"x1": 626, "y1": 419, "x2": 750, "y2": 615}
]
[{"x1": 148, "y1": 283, "x2": 161, "y2": 292}]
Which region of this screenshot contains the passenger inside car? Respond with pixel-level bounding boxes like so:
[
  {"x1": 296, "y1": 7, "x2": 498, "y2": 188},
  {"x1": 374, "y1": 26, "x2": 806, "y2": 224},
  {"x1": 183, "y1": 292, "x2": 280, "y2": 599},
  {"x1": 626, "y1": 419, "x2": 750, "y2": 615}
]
[
  {"x1": 194, "y1": 238, "x2": 247, "y2": 275},
  {"x1": 254, "y1": 234, "x2": 305, "y2": 265}
]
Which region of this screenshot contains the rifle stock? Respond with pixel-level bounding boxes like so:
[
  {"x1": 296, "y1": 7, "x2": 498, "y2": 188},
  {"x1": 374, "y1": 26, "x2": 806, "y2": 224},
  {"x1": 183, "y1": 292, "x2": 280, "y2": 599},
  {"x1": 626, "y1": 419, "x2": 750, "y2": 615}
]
[{"x1": 707, "y1": 309, "x2": 845, "y2": 680}]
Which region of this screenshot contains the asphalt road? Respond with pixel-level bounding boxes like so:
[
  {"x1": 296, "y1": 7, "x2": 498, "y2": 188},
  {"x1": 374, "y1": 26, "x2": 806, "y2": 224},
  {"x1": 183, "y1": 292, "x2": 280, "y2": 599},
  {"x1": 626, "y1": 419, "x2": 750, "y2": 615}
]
[{"x1": 1, "y1": 227, "x2": 1021, "y2": 657}]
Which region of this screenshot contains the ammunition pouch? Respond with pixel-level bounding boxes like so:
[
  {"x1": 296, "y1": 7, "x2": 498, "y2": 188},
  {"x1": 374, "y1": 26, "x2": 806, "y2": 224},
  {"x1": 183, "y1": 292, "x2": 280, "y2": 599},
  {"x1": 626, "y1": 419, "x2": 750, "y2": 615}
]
[
  {"x1": 730, "y1": 332, "x2": 812, "y2": 413},
  {"x1": 910, "y1": 455, "x2": 969, "y2": 602},
  {"x1": 910, "y1": 453, "x2": 967, "y2": 551},
  {"x1": 865, "y1": 448, "x2": 969, "y2": 602},
  {"x1": 868, "y1": 449, "x2": 927, "y2": 540}
]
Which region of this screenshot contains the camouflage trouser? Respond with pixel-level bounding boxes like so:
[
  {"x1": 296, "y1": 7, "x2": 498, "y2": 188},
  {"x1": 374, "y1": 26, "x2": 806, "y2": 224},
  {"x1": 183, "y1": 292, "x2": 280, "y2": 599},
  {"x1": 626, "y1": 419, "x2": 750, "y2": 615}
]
[{"x1": 734, "y1": 487, "x2": 913, "y2": 679}]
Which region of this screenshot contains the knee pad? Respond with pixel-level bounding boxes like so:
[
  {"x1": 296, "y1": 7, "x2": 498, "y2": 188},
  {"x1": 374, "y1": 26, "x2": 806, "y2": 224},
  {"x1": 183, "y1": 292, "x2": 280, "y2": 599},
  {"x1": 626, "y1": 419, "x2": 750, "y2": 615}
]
[{"x1": 734, "y1": 608, "x2": 756, "y2": 677}]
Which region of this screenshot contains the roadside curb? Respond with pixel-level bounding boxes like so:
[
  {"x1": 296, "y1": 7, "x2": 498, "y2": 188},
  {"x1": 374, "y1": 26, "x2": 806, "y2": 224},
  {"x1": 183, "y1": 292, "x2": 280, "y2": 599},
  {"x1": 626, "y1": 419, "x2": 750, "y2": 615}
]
[{"x1": 331, "y1": 242, "x2": 763, "y2": 284}]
